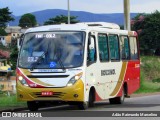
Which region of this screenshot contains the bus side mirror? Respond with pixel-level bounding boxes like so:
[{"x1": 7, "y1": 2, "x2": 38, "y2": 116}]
[{"x1": 18, "y1": 34, "x2": 24, "y2": 49}]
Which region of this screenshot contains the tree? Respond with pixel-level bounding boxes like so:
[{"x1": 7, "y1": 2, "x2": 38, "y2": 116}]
[
  {"x1": 10, "y1": 46, "x2": 18, "y2": 70},
  {"x1": 19, "y1": 13, "x2": 37, "y2": 28},
  {"x1": 132, "y1": 11, "x2": 160, "y2": 55},
  {"x1": 0, "y1": 28, "x2": 7, "y2": 36},
  {"x1": 0, "y1": 7, "x2": 14, "y2": 36},
  {"x1": 0, "y1": 7, "x2": 14, "y2": 28},
  {"x1": 44, "y1": 15, "x2": 79, "y2": 25}
]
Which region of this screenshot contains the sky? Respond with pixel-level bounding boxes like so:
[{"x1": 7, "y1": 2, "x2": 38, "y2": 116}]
[{"x1": 0, "y1": 0, "x2": 160, "y2": 16}]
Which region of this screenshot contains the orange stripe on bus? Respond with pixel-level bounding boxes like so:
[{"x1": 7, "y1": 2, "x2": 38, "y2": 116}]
[{"x1": 110, "y1": 62, "x2": 127, "y2": 96}]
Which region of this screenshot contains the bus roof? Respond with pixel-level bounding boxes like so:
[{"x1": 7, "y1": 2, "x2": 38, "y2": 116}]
[
  {"x1": 25, "y1": 22, "x2": 137, "y2": 36},
  {"x1": 25, "y1": 24, "x2": 88, "y2": 33}
]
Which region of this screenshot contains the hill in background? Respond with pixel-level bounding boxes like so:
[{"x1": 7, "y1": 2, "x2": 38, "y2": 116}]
[{"x1": 9, "y1": 9, "x2": 138, "y2": 26}]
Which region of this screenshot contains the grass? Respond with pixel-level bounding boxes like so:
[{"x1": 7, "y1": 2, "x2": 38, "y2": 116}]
[
  {"x1": 135, "y1": 56, "x2": 160, "y2": 93},
  {"x1": 152, "y1": 78, "x2": 160, "y2": 83},
  {"x1": 136, "y1": 71, "x2": 160, "y2": 93},
  {"x1": 0, "y1": 94, "x2": 27, "y2": 110}
]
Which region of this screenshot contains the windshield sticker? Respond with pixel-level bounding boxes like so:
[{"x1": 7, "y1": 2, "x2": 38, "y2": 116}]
[
  {"x1": 50, "y1": 62, "x2": 57, "y2": 68},
  {"x1": 28, "y1": 57, "x2": 38, "y2": 62},
  {"x1": 35, "y1": 34, "x2": 56, "y2": 39}
]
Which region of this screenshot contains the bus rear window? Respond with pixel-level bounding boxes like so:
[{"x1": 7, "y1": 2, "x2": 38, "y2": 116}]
[
  {"x1": 120, "y1": 36, "x2": 130, "y2": 60},
  {"x1": 129, "y1": 37, "x2": 138, "y2": 60}
]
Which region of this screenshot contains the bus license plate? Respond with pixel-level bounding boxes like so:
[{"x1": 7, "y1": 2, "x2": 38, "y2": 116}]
[{"x1": 41, "y1": 91, "x2": 53, "y2": 96}]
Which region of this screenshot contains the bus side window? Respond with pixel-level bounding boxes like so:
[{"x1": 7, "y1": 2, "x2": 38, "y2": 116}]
[
  {"x1": 108, "y1": 35, "x2": 120, "y2": 61},
  {"x1": 87, "y1": 35, "x2": 96, "y2": 63},
  {"x1": 129, "y1": 37, "x2": 138, "y2": 60},
  {"x1": 120, "y1": 36, "x2": 130, "y2": 60},
  {"x1": 98, "y1": 34, "x2": 109, "y2": 62}
]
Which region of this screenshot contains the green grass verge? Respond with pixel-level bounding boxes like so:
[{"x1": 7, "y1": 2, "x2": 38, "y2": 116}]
[
  {"x1": 152, "y1": 78, "x2": 160, "y2": 83},
  {"x1": 136, "y1": 71, "x2": 160, "y2": 93},
  {"x1": 0, "y1": 95, "x2": 27, "y2": 110},
  {"x1": 135, "y1": 56, "x2": 160, "y2": 93}
]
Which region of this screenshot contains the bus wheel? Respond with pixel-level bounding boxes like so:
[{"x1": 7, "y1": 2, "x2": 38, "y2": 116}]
[
  {"x1": 88, "y1": 90, "x2": 95, "y2": 107},
  {"x1": 109, "y1": 88, "x2": 125, "y2": 104},
  {"x1": 78, "y1": 102, "x2": 88, "y2": 110},
  {"x1": 27, "y1": 101, "x2": 39, "y2": 111}
]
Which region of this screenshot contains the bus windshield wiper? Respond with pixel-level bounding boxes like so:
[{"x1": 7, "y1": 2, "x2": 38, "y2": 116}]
[
  {"x1": 55, "y1": 44, "x2": 66, "y2": 72},
  {"x1": 57, "y1": 57, "x2": 66, "y2": 72},
  {"x1": 30, "y1": 42, "x2": 50, "y2": 71},
  {"x1": 30, "y1": 51, "x2": 48, "y2": 71}
]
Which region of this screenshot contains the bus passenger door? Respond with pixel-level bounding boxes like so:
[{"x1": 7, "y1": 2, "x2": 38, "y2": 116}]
[
  {"x1": 106, "y1": 34, "x2": 123, "y2": 99},
  {"x1": 97, "y1": 33, "x2": 110, "y2": 100},
  {"x1": 85, "y1": 34, "x2": 104, "y2": 101}
]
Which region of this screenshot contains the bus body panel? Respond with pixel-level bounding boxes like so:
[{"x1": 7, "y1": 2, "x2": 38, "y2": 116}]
[
  {"x1": 85, "y1": 62, "x2": 124, "y2": 100},
  {"x1": 16, "y1": 23, "x2": 140, "y2": 108},
  {"x1": 124, "y1": 60, "x2": 140, "y2": 94},
  {"x1": 16, "y1": 67, "x2": 85, "y2": 102},
  {"x1": 17, "y1": 80, "x2": 84, "y2": 102}
]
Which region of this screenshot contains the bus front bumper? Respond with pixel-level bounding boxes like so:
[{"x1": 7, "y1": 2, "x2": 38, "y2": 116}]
[{"x1": 16, "y1": 80, "x2": 84, "y2": 102}]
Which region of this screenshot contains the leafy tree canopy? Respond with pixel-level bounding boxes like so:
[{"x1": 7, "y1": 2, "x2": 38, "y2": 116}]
[
  {"x1": 0, "y1": 7, "x2": 14, "y2": 36},
  {"x1": 0, "y1": 7, "x2": 14, "y2": 28},
  {"x1": 0, "y1": 28, "x2": 7, "y2": 36},
  {"x1": 44, "y1": 15, "x2": 79, "y2": 25},
  {"x1": 19, "y1": 13, "x2": 37, "y2": 28},
  {"x1": 132, "y1": 10, "x2": 160, "y2": 55}
]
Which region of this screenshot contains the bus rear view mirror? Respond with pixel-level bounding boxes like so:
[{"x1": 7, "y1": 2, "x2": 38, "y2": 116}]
[{"x1": 19, "y1": 34, "x2": 24, "y2": 46}]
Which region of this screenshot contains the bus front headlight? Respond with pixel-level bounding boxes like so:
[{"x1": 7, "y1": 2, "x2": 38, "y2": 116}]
[
  {"x1": 18, "y1": 76, "x2": 28, "y2": 86},
  {"x1": 67, "y1": 72, "x2": 83, "y2": 87}
]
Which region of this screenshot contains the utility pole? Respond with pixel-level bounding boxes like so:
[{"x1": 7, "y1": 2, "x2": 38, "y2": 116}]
[
  {"x1": 124, "y1": 0, "x2": 130, "y2": 30},
  {"x1": 68, "y1": 0, "x2": 70, "y2": 24}
]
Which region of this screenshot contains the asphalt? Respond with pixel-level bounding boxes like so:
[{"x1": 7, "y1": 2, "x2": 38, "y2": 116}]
[{"x1": 0, "y1": 92, "x2": 160, "y2": 113}]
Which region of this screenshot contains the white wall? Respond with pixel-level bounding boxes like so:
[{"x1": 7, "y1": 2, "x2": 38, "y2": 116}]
[{"x1": 0, "y1": 36, "x2": 7, "y2": 46}]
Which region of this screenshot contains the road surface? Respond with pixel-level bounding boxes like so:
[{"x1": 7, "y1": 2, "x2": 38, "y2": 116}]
[
  {"x1": 23, "y1": 94, "x2": 160, "y2": 112},
  {"x1": 1, "y1": 94, "x2": 160, "y2": 119}
]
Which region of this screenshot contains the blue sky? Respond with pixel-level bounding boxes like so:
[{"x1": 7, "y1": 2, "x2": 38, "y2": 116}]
[{"x1": 0, "y1": 0, "x2": 160, "y2": 16}]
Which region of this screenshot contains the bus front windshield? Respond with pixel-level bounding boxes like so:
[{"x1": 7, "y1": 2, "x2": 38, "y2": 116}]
[{"x1": 18, "y1": 32, "x2": 85, "y2": 69}]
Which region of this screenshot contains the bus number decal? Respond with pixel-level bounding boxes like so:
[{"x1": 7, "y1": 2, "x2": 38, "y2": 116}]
[
  {"x1": 101, "y1": 69, "x2": 116, "y2": 76},
  {"x1": 35, "y1": 34, "x2": 56, "y2": 39}
]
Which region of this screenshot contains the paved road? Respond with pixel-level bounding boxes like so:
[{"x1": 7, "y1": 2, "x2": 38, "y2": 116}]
[
  {"x1": 1, "y1": 95, "x2": 160, "y2": 120},
  {"x1": 24, "y1": 94, "x2": 160, "y2": 112}
]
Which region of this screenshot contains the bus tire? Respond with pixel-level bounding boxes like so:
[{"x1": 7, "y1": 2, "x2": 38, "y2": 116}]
[
  {"x1": 78, "y1": 102, "x2": 88, "y2": 110},
  {"x1": 27, "y1": 101, "x2": 39, "y2": 111},
  {"x1": 88, "y1": 89, "x2": 95, "y2": 107},
  {"x1": 109, "y1": 88, "x2": 125, "y2": 104}
]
